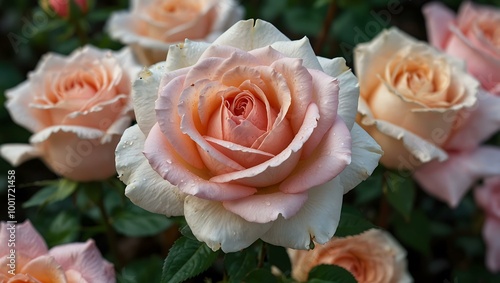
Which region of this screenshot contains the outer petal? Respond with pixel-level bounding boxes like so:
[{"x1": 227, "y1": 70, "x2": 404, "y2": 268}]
[
  {"x1": 222, "y1": 191, "x2": 308, "y2": 223},
  {"x1": 49, "y1": 240, "x2": 115, "y2": 283},
  {"x1": 212, "y1": 19, "x2": 289, "y2": 51},
  {"x1": 184, "y1": 195, "x2": 273, "y2": 252},
  {"x1": 445, "y1": 90, "x2": 500, "y2": 151},
  {"x1": 165, "y1": 40, "x2": 212, "y2": 72},
  {"x1": 317, "y1": 57, "x2": 359, "y2": 130},
  {"x1": 260, "y1": 178, "x2": 344, "y2": 249},
  {"x1": 422, "y1": 2, "x2": 456, "y2": 49},
  {"x1": 0, "y1": 144, "x2": 40, "y2": 167},
  {"x1": 358, "y1": 98, "x2": 447, "y2": 169},
  {"x1": 336, "y1": 123, "x2": 383, "y2": 194},
  {"x1": 19, "y1": 255, "x2": 68, "y2": 283},
  {"x1": 0, "y1": 221, "x2": 47, "y2": 258},
  {"x1": 482, "y1": 219, "x2": 500, "y2": 273},
  {"x1": 144, "y1": 123, "x2": 257, "y2": 201},
  {"x1": 414, "y1": 146, "x2": 500, "y2": 207},
  {"x1": 270, "y1": 37, "x2": 322, "y2": 70},
  {"x1": 279, "y1": 117, "x2": 351, "y2": 194},
  {"x1": 116, "y1": 124, "x2": 186, "y2": 216}
]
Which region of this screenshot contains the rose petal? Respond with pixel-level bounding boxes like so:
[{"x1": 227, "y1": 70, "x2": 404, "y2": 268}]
[
  {"x1": 280, "y1": 116, "x2": 351, "y2": 194},
  {"x1": 260, "y1": 178, "x2": 344, "y2": 249},
  {"x1": 144, "y1": 123, "x2": 257, "y2": 201},
  {"x1": 184, "y1": 195, "x2": 273, "y2": 252},
  {"x1": 0, "y1": 144, "x2": 40, "y2": 167},
  {"x1": 482, "y1": 218, "x2": 500, "y2": 272},
  {"x1": 223, "y1": 190, "x2": 308, "y2": 223},
  {"x1": 49, "y1": 240, "x2": 115, "y2": 283},
  {"x1": 116, "y1": 124, "x2": 186, "y2": 216},
  {"x1": 165, "y1": 40, "x2": 212, "y2": 71},
  {"x1": 0, "y1": 220, "x2": 47, "y2": 258},
  {"x1": 414, "y1": 146, "x2": 500, "y2": 207},
  {"x1": 19, "y1": 255, "x2": 68, "y2": 283},
  {"x1": 445, "y1": 90, "x2": 500, "y2": 151},
  {"x1": 422, "y1": 2, "x2": 456, "y2": 49},
  {"x1": 209, "y1": 103, "x2": 319, "y2": 187},
  {"x1": 270, "y1": 37, "x2": 323, "y2": 70},
  {"x1": 212, "y1": 19, "x2": 289, "y2": 52},
  {"x1": 205, "y1": 136, "x2": 274, "y2": 168},
  {"x1": 317, "y1": 57, "x2": 359, "y2": 130}
]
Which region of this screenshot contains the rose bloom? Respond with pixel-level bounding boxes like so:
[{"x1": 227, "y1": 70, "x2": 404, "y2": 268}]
[
  {"x1": 106, "y1": 0, "x2": 244, "y2": 66},
  {"x1": 116, "y1": 19, "x2": 382, "y2": 252},
  {"x1": 0, "y1": 221, "x2": 115, "y2": 283},
  {"x1": 475, "y1": 177, "x2": 500, "y2": 273},
  {"x1": 42, "y1": 0, "x2": 88, "y2": 18},
  {"x1": 1, "y1": 46, "x2": 140, "y2": 182},
  {"x1": 356, "y1": 28, "x2": 500, "y2": 207},
  {"x1": 423, "y1": 1, "x2": 500, "y2": 95},
  {"x1": 288, "y1": 229, "x2": 412, "y2": 283}
]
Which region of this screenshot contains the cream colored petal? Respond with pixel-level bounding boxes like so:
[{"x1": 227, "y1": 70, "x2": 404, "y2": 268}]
[
  {"x1": 0, "y1": 144, "x2": 40, "y2": 167},
  {"x1": 116, "y1": 124, "x2": 186, "y2": 216}
]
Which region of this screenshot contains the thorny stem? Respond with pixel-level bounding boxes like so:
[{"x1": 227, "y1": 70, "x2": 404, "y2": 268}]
[{"x1": 314, "y1": 0, "x2": 337, "y2": 54}]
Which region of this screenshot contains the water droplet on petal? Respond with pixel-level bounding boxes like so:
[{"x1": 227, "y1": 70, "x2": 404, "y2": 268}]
[{"x1": 265, "y1": 201, "x2": 271, "y2": 206}]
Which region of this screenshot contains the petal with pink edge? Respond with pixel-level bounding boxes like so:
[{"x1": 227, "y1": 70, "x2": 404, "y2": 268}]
[
  {"x1": 414, "y1": 146, "x2": 500, "y2": 207},
  {"x1": 422, "y1": 2, "x2": 456, "y2": 49},
  {"x1": 116, "y1": 125, "x2": 187, "y2": 216},
  {"x1": 223, "y1": 190, "x2": 308, "y2": 223},
  {"x1": 0, "y1": 220, "x2": 47, "y2": 258},
  {"x1": 280, "y1": 116, "x2": 351, "y2": 194},
  {"x1": 260, "y1": 178, "x2": 344, "y2": 249},
  {"x1": 144, "y1": 123, "x2": 257, "y2": 201},
  {"x1": 184, "y1": 195, "x2": 272, "y2": 252}
]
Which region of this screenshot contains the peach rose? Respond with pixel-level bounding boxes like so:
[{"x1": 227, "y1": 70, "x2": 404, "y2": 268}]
[
  {"x1": 356, "y1": 28, "x2": 500, "y2": 207},
  {"x1": 288, "y1": 229, "x2": 412, "y2": 283},
  {"x1": 106, "y1": 0, "x2": 244, "y2": 66},
  {"x1": 475, "y1": 177, "x2": 500, "y2": 273},
  {"x1": 1, "y1": 46, "x2": 140, "y2": 181},
  {"x1": 0, "y1": 221, "x2": 115, "y2": 283},
  {"x1": 43, "y1": 0, "x2": 88, "y2": 18},
  {"x1": 423, "y1": 1, "x2": 500, "y2": 95},
  {"x1": 116, "y1": 19, "x2": 383, "y2": 252}
]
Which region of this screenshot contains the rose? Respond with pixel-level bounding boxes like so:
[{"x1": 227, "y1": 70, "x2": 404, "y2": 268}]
[
  {"x1": 41, "y1": 0, "x2": 88, "y2": 18},
  {"x1": 356, "y1": 27, "x2": 500, "y2": 206},
  {"x1": 475, "y1": 177, "x2": 500, "y2": 273},
  {"x1": 288, "y1": 229, "x2": 412, "y2": 283},
  {"x1": 0, "y1": 46, "x2": 140, "y2": 182},
  {"x1": 116, "y1": 19, "x2": 382, "y2": 252},
  {"x1": 0, "y1": 221, "x2": 115, "y2": 283},
  {"x1": 106, "y1": 0, "x2": 244, "y2": 66},
  {"x1": 423, "y1": 1, "x2": 500, "y2": 95}
]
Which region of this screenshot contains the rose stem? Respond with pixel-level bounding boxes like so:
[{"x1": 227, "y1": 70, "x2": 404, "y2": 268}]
[
  {"x1": 314, "y1": 0, "x2": 337, "y2": 55},
  {"x1": 97, "y1": 192, "x2": 123, "y2": 270}
]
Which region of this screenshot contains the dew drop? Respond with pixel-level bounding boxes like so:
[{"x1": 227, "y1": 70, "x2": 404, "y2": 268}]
[{"x1": 265, "y1": 201, "x2": 271, "y2": 206}]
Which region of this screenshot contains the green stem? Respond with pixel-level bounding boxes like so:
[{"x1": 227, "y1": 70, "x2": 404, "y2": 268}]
[
  {"x1": 97, "y1": 193, "x2": 122, "y2": 270},
  {"x1": 257, "y1": 242, "x2": 267, "y2": 268},
  {"x1": 314, "y1": 0, "x2": 337, "y2": 54}
]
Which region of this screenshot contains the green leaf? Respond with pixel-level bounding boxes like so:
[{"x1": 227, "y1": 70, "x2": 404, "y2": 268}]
[
  {"x1": 23, "y1": 179, "x2": 78, "y2": 208},
  {"x1": 111, "y1": 203, "x2": 174, "y2": 237},
  {"x1": 308, "y1": 264, "x2": 357, "y2": 283},
  {"x1": 243, "y1": 269, "x2": 279, "y2": 283},
  {"x1": 161, "y1": 236, "x2": 219, "y2": 283},
  {"x1": 335, "y1": 206, "x2": 377, "y2": 237},
  {"x1": 119, "y1": 256, "x2": 163, "y2": 283},
  {"x1": 224, "y1": 248, "x2": 258, "y2": 283},
  {"x1": 44, "y1": 211, "x2": 80, "y2": 247},
  {"x1": 384, "y1": 171, "x2": 415, "y2": 220},
  {"x1": 393, "y1": 210, "x2": 431, "y2": 256},
  {"x1": 267, "y1": 244, "x2": 291, "y2": 275},
  {"x1": 354, "y1": 170, "x2": 383, "y2": 205}
]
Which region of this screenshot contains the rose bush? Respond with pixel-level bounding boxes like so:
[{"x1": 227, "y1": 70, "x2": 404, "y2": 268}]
[
  {"x1": 355, "y1": 28, "x2": 500, "y2": 206},
  {"x1": 107, "y1": 0, "x2": 244, "y2": 66},
  {"x1": 116, "y1": 19, "x2": 382, "y2": 252},
  {"x1": 475, "y1": 177, "x2": 500, "y2": 273},
  {"x1": 1, "y1": 46, "x2": 140, "y2": 181},
  {"x1": 423, "y1": 1, "x2": 500, "y2": 95},
  {"x1": 288, "y1": 229, "x2": 412, "y2": 283},
  {"x1": 0, "y1": 221, "x2": 115, "y2": 283}
]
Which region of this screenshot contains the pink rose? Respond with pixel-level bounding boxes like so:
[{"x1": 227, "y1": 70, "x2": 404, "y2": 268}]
[
  {"x1": 116, "y1": 19, "x2": 382, "y2": 252},
  {"x1": 106, "y1": 0, "x2": 244, "y2": 66},
  {"x1": 0, "y1": 221, "x2": 115, "y2": 283},
  {"x1": 1, "y1": 46, "x2": 140, "y2": 181},
  {"x1": 356, "y1": 28, "x2": 500, "y2": 207},
  {"x1": 43, "y1": 0, "x2": 88, "y2": 18},
  {"x1": 475, "y1": 177, "x2": 500, "y2": 273},
  {"x1": 423, "y1": 1, "x2": 500, "y2": 95},
  {"x1": 288, "y1": 229, "x2": 412, "y2": 283}
]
